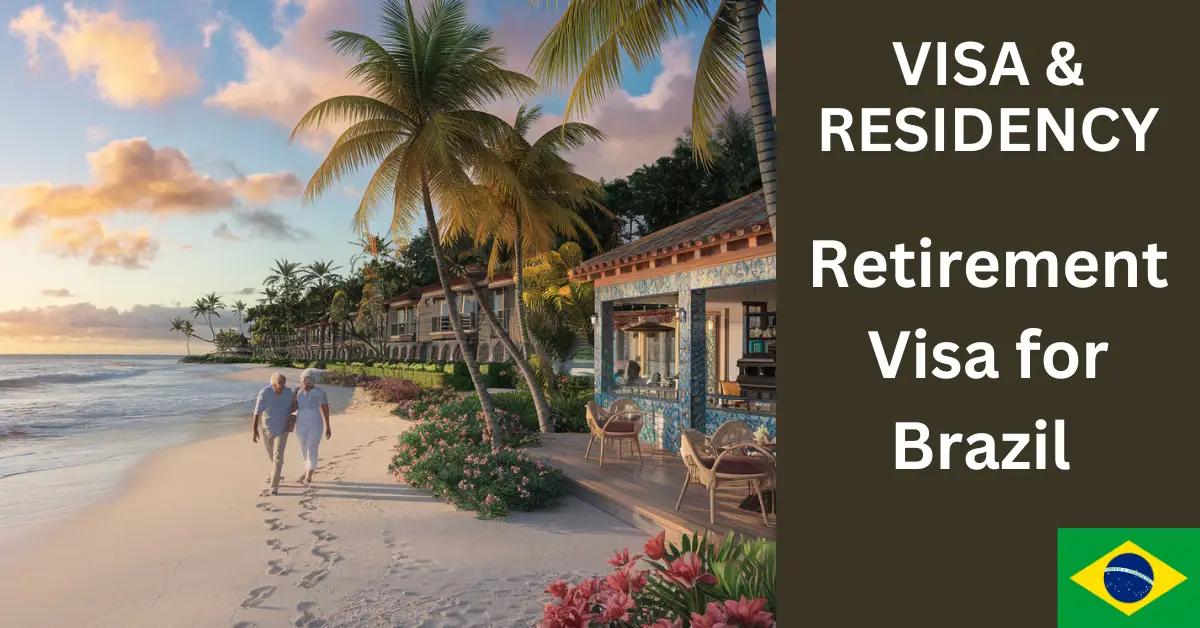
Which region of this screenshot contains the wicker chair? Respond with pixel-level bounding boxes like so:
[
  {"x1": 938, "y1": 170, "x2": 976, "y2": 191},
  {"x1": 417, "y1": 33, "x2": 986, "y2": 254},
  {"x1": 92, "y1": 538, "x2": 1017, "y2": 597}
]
[
  {"x1": 585, "y1": 399, "x2": 644, "y2": 467},
  {"x1": 676, "y1": 429, "x2": 773, "y2": 525},
  {"x1": 709, "y1": 420, "x2": 754, "y2": 451}
]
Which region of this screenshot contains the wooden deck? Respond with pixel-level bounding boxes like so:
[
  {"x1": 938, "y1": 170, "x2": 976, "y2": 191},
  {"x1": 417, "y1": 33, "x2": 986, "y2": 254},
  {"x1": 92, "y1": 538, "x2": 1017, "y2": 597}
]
[{"x1": 526, "y1": 433, "x2": 775, "y2": 541}]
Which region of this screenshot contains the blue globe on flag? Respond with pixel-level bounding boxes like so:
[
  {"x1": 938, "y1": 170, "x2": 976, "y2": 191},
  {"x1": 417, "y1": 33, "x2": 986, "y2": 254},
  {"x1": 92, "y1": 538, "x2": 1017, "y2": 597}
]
[{"x1": 1104, "y1": 553, "x2": 1154, "y2": 603}]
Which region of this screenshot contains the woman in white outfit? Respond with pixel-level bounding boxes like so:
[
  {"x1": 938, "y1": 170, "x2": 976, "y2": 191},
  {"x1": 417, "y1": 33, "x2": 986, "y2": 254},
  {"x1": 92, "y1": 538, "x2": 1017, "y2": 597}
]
[{"x1": 293, "y1": 369, "x2": 332, "y2": 485}]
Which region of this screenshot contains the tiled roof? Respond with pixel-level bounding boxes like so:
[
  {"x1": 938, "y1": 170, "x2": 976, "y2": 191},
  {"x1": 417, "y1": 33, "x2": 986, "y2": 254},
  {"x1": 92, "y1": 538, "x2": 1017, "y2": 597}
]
[{"x1": 573, "y1": 191, "x2": 769, "y2": 275}]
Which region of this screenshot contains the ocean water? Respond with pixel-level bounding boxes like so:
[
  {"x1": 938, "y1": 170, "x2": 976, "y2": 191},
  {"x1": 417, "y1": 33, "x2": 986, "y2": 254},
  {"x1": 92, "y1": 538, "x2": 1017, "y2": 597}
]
[{"x1": 0, "y1": 355, "x2": 266, "y2": 534}]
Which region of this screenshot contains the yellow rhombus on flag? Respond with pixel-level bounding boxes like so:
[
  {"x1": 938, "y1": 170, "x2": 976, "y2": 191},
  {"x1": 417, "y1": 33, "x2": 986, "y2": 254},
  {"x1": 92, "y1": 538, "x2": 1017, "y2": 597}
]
[{"x1": 1070, "y1": 540, "x2": 1188, "y2": 616}]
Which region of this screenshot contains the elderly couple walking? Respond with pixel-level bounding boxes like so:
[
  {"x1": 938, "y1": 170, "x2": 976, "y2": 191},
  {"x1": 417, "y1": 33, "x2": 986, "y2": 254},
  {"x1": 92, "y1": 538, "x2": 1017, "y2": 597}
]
[{"x1": 252, "y1": 369, "x2": 332, "y2": 496}]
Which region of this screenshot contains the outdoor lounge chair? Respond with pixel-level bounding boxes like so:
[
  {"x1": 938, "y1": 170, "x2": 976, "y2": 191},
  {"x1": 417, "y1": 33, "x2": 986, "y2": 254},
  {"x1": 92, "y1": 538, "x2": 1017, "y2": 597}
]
[
  {"x1": 585, "y1": 399, "x2": 644, "y2": 467},
  {"x1": 675, "y1": 428, "x2": 774, "y2": 525},
  {"x1": 710, "y1": 419, "x2": 754, "y2": 451}
]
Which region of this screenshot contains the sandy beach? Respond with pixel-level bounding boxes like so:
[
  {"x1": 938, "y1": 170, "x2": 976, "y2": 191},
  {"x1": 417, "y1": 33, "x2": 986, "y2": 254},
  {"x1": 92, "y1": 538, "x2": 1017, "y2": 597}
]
[{"x1": 0, "y1": 367, "x2": 645, "y2": 627}]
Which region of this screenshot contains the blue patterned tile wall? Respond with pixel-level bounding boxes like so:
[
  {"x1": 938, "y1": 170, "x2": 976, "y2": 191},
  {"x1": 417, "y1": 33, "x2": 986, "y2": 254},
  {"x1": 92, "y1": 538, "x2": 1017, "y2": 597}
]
[
  {"x1": 705, "y1": 408, "x2": 776, "y2": 441},
  {"x1": 591, "y1": 255, "x2": 776, "y2": 452},
  {"x1": 678, "y1": 288, "x2": 707, "y2": 428}
]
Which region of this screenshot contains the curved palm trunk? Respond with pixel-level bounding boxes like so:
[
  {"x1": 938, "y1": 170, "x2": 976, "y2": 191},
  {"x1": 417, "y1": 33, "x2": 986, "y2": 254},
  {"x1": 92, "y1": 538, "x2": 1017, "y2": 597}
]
[
  {"x1": 513, "y1": 215, "x2": 534, "y2": 359},
  {"x1": 512, "y1": 217, "x2": 557, "y2": 393},
  {"x1": 420, "y1": 178, "x2": 501, "y2": 449},
  {"x1": 467, "y1": 281, "x2": 555, "y2": 433},
  {"x1": 737, "y1": 0, "x2": 777, "y2": 238}
]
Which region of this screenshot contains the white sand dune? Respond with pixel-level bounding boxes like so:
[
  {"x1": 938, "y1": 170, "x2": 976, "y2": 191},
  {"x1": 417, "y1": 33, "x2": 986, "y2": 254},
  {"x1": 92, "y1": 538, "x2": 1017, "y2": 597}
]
[{"x1": 0, "y1": 367, "x2": 645, "y2": 627}]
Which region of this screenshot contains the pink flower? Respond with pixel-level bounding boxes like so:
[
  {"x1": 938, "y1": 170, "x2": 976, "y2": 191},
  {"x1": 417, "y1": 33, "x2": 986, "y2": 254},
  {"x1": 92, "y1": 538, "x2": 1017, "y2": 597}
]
[
  {"x1": 545, "y1": 580, "x2": 569, "y2": 599},
  {"x1": 644, "y1": 531, "x2": 667, "y2": 560},
  {"x1": 690, "y1": 598, "x2": 775, "y2": 628},
  {"x1": 663, "y1": 552, "x2": 716, "y2": 589},
  {"x1": 642, "y1": 620, "x2": 682, "y2": 628},
  {"x1": 606, "y1": 548, "x2": 635, "y2": 568},
  {"x1": 599, "y1": 590, "x2": 635, "y2": 622},
  {"x1": 606, "y1": 565, "x2": 648, "y2": 593},
  {"x1": 537, "y1": 601, "x2": 593, "y2": 628}
]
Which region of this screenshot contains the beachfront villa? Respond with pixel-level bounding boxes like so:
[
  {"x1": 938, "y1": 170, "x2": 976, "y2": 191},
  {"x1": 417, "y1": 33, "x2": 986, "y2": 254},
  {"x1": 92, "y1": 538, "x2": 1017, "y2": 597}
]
[
  {"x1": 290, "y1": 276, "x2": 521, "y2": 364},
  {"x1": 571, "y1": 191, "x2": 776, "y2": 453}
]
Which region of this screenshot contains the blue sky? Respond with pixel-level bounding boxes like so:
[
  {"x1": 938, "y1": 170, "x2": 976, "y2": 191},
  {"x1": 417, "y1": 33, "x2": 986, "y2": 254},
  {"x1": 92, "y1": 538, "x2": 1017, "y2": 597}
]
[{"x1": 0, "y1": 0, "x2": 775, "y2": 353}]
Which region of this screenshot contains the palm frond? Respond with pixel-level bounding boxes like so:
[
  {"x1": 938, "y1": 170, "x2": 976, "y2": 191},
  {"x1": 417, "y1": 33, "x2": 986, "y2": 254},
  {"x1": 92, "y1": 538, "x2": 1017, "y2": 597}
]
[{"x1": 691, "y1": 0, "x2": 741, "y2": 163}]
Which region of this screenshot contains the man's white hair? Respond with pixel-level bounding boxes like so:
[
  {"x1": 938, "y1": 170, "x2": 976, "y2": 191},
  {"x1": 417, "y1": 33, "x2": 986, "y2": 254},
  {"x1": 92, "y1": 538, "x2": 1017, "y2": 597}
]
[
  {"x1": 270, "y1": 372, "x2": 286, "y2": 385},
  {"x1": 300, "y1": 368, "x2": 320, "y2": 385}
]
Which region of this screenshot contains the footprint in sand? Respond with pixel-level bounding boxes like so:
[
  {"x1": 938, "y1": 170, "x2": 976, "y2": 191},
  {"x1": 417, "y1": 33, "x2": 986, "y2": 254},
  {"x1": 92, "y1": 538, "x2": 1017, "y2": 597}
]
[
  {"x1": 298, "y1": 569, "x2": 329, "y2": 588},
  {"x1": 232, "y1": 622, "x2": 258, "y2": 628},
  {"x1": 255, "y1": 502, "x2": 282, "y2": 513},
  {"x1": 267, "y1": 558, "x2": 293, "y2": 576},
  {"x1": 264, "y1": 518, "x2": 287, "y2": 531},
  {"x1": 267, "y1": 538, "x2": 296, "y2": 553},
  {"x1": 311, "y1": 544, "x2": 342, "y2": 565},
  {"x1": 240, "y1": 585, "x2": 276, "y2": 608},
  {"x1": 298, "y1": 511, "x2": 323, "y2": 525},
  {"x1": 311, "y1": 529, "x2": 337, "y2": 542},
  {"x1": 293, "y1": 601, "x2": 326, "y2": 627}
]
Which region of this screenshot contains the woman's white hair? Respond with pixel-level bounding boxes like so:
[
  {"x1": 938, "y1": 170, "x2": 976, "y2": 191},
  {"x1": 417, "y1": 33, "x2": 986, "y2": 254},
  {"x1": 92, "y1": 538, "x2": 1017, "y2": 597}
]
[{"x1": 300, "y1": 368, "x2": 320, "y2": 385}]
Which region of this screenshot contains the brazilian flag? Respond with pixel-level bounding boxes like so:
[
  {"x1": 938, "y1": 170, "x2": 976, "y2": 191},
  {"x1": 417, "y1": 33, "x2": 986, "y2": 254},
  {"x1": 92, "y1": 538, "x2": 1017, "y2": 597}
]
[{"x1": 1059, "y1": 528, "x2": 1200, "y2": 626}]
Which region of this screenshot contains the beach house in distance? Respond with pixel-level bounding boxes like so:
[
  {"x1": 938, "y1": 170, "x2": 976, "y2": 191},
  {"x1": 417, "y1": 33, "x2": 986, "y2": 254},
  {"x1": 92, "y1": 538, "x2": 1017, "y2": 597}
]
[
  {"x1": 291, "y1": 275, "x2": 521, "y2": 364},
  {"x1": 571, "y1": 190, "x2": 776, "y2": 453}
]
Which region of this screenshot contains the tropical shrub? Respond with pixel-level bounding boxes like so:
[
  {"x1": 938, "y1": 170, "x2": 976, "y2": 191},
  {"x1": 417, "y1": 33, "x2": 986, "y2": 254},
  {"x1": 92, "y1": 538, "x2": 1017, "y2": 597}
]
[
  {"x1": 493, "y1": 391, "x2": 539, "y2": 432},
  {"x1": 538, "y1": 532, "x2": 776, "y2": 627},
  {"x1": 325, "y1": 361, "x2": 508, "y2": 390},
  {"x1": 549, "y1": 390, "x2": 590, "y2": 433},
  {"x1": 320, "y1": 371, "x2": 378, "y2": 388},
  {"x1": 213, "y1": 329, "x2": 250, "y2": 352},
  {"x1": 532, "y1": 375, "x2": 592, "y2": 432},
  {"x1": 389, "y1": 390, "x2": 560, "y2": 518},
  {"x1": 363, "y1": 378, "x2": 422, "y2": 403},
  {"x1": 178, "y1": 354, "x2": 254, "y2": 364}
]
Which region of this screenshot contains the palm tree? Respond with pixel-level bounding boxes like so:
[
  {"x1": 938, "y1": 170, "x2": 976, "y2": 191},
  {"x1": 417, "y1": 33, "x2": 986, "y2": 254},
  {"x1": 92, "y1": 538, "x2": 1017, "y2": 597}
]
[
  {"x1": 532, "y1": 0, "x2": 777, "y2": 236},
  {"x1": 170, "y1": 317, "x2": 196, "y2": 355},
  {"x1": 444, "y1": 104, "x2": 605, "y2": 432},
  {"x1": 265, "y1": 259, "x2": 305, "y2": 293},
  {"x1": 292, "y1": 0, "x2": 535, "y2": 447},
  {"x1": 190, "y1": 294, "x2": 223, "y2": 339},
  {"x1": 231, "y1": 300, "x2": 248, "y2": 336},
  {"x1": 303, "y1": 260, "x2": 343, "y2": 291},
  {"x1": 349, "y1": 234, "x2": 394, "y2": 271}
]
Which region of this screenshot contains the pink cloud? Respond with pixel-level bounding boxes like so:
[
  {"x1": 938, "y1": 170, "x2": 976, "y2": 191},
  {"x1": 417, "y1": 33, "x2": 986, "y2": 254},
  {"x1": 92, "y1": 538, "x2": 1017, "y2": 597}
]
[
  {"x1": 205, "y1": 0, "x2": 370, "y2": 148},
  {"x1": 41, "y1": 220, "x2": 160, "y2": 269},
  {"x1": 0, "y1": 302, "x2": 191, "y2": 344},
  {"x1": 9, "y1": 2, "x2": 200, "y2": 108},
  {"x1": 4, "y1": 138, "x2": 299, "y2": 229}
]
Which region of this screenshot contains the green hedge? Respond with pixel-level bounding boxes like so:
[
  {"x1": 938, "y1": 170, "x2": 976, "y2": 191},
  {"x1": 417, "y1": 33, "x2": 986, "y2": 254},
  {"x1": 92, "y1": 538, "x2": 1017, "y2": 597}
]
[{"x1": 325, "y1": 361, "x2": 510, "y2": 390}]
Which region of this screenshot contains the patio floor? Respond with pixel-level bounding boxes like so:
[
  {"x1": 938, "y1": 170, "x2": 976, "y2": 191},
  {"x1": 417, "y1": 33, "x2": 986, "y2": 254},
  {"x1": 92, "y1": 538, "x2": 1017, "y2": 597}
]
[{"x1": 526, "y1": 433, "x2": 775, "y2": 541}]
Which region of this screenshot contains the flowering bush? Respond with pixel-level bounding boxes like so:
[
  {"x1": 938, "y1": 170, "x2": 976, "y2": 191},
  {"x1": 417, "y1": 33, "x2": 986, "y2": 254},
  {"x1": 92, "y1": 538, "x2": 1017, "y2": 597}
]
[
  {"x1": 363, "y1": 377, "x2": 422, "y2": 403},
  {"x1": 539, "y1": 532, "x2": 776, "y2": 627},
  {"x1": 389, "y1": 390, "x2": 563, "y2": 517}
]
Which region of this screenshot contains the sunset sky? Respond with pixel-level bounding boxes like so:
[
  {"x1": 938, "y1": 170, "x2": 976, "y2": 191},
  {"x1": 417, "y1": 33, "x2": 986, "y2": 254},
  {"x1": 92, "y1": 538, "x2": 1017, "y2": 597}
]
[{"x1": 0, "y1": 0, "x2": 776, "y2": 354}]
